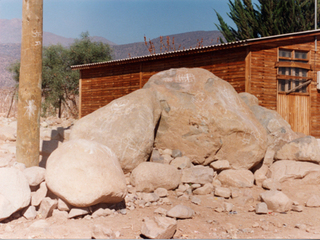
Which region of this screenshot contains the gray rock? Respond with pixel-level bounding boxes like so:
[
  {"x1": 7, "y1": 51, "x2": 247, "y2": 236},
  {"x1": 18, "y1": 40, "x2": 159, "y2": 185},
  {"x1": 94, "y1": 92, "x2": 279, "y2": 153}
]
[
  {"x1": 172, "y1": 149, "x2": 182, "y2": 158},
  {"x1": 260, "y1": 190, "x2": 292, "y2": 212},
  {"x1": 150, "y1": 149, "x2": 164, "y2": 164},
  {"x1": 130, "y1": 162, "x2": 181, "y2": 192},
  {"x1": 181, "y1": 165, "x2": 214, "y2": 184},
  {"x1": 214, "y1": 187, "x2": 231, "y2": 198},
  {"x1": 255, "y1": 202, "x2": 268, "y2": 214},
  {"x1": 218, "y1": 169, "x2": 254, "y2": 188},
  {"x1": 275, "y1": 136, "x2": 320, "y2": 163},
  {"x1": 141, "y1": 216, "x2": 177, "y2": 239},
  {"x1": 166, "y1": 204, "x2": 194, "y2": 219},
  {"x1": 38, "y1": 197, "x2": 58, "y2": 219}
]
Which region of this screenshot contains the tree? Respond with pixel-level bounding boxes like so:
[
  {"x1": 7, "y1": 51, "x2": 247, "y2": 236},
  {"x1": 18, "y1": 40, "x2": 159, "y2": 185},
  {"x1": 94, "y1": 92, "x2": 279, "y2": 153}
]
[
  {"x1": 215, "y1": 0, "x2": 320, "y2": 42},
  {"x1": 9, "y1": 31, "x2": 113, "y2": 117}
]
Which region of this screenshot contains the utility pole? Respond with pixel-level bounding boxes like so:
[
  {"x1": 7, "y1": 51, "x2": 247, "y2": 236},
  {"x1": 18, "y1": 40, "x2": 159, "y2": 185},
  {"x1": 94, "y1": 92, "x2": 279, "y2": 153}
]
[{"x1": 16, "y1": 0, "x2": 43, "y2": 167}]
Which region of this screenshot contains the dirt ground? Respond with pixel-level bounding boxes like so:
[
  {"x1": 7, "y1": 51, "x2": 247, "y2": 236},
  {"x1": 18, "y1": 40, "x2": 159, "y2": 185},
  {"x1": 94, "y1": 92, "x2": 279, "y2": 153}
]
[{"x1": 1, "y1": 177, "x2": 320, "y2": 239}]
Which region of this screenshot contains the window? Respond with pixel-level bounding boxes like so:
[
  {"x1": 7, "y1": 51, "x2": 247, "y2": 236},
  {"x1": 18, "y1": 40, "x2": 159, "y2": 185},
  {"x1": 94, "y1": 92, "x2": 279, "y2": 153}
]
[{"x1": 277, "y1": 49, "x2": 311, "y2": 94}]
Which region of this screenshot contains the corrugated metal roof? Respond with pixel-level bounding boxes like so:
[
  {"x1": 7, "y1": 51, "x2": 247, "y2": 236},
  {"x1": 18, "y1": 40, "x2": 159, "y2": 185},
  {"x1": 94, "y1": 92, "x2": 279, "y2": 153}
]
[{"x1": 71, "y1": 29, "x2": 320, "y2": 70}]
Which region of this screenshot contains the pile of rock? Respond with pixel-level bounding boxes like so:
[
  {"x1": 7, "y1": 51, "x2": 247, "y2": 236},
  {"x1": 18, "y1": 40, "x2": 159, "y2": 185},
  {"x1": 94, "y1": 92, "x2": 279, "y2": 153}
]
[{"x1": 2, "y1": 68, "x2": 320, "y2": 239}]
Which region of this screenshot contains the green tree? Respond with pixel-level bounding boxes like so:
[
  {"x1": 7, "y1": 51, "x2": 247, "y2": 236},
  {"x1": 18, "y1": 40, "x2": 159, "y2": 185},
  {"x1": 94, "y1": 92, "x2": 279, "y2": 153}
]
[
  {"x1": 215, "y1": 0, "x2": 320, "y2": 42},
  {"x1": 8, "y1": 31, "x2": 113, "y2": 117}
]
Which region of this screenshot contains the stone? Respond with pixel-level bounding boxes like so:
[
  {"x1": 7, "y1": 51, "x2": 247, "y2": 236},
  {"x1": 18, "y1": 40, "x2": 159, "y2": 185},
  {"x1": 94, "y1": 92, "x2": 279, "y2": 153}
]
[
  {"x1": 154, "y1": 207, "x2": 168, "y2": 216},
  {"x1": 46, "y1": 139, "x2": 127, "y2": 207},
  {"x1": 68, "y1": 207, "x2": 90, "y2": 218},
  {"x1": 57, "y1": 198, "x2": 71, "y2": 212},
  {"x1": 162, "y1": 154, "x2": 173, "y2": 164},
  {"x1": 38, "y1": 197, "x2": 58, "y2": 219},
  {"x1": 254, "y1": 165, "x2": 268, "y2": 187},
  {"x1": 210, "y1": 160, "x2": 230, "y2": 171},
  {"x1": 91, "y1": 208, "x2": 114, "y2": 218},
  {"x1": 144, "y1": 68, "x2": 267, "y2": 169},
  {"x1": 150, "y1": 149, "x2": 164, "y2": 163},
  {"x1": 166, "y1": 204, "x2": 194, "y2": 219},
  {"x1": 275, "y1": 136, "x2": 320, "y2": 163},
  {"x1": 130, "y1": 162, "x2": 181, "y2": 192},
  {"x1": 52, "y1": 209, "x2": 69, "y2": 219},
  {"x1": 163, "y1": 149, "x2": 173, "y2": 156},
  {"x1": 260, "y1": 190, "x2": 292, "y2": 212},
  {"x1": 305, "y1": 195, "x2": 320, "y2": 207},
  {"x1": 268, "y1": 160, "x2": 320, "y2": 183},
  {"x1": 170, "y1": 156, "x2": 191, "y2": 170},
  {"x1": 141, "y1": 216, "x2": 177, "y2": 239},
  {"x1": 70, "y1": 88, "x2": 162, "y2": 173},
  {"x1": 223, "y1": 202, "x2": 233, "y2": 212},
  {"x1": 31, "y1": 182, "x2": 48, "y2": 207},
  {"x1": 255, "y1": 202, "x2": 268, "y2": 214},
  {"x1": 193, "y1": 183, "x2": 213, "y2": 195},
  {"x1": 141, "y1": 193, "x2": 160, "y2": 203},
  {"x1": 214, "y1": 187, "x2": 231, "y2": 198},
  {"x1": 154, "y1": 188, "x2": 168, "y2": 198},
  {"x1": 212, "y1": 179, "x2": 222, "y2": 188},
  {"x1": 22, "y1": 206, "x2": 37, "y2": 220},
  {"x1": 262, "y1": 179, "x2": 281, "y2": 191},
  {"x1": 292, "y1": 205, "x2": 304, "y2": 212},
  {"x1": 0, "y1": 167, "x2": 31, "y2": 221},
  {"x1": 263, "y1": 148, "x2": 276, "y2": 167},
  {"x1": 190, "y1": 196, "x2": 201, "y2": 205},
  {"x1": 92, "y1": 224, "x2": 115, "y2": 239},
  {"x1": 181, "y1": 165, "x2": 214, "y2": 184},
  {"x1": 172, "y1": 149, "x2": 182, "y2": 158},
  {"x1": 218, "y1": 169, "x2": 254, "y2": 188},
  {"x1": 23, "y1": 166, "x2": 46, "y2": 187}
]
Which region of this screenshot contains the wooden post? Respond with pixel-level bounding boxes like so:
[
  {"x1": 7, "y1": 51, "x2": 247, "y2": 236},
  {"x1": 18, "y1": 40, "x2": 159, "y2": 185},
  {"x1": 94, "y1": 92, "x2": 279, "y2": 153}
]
[{"x1": 16, "y1": 0, "x2": 43, "y2": 167}]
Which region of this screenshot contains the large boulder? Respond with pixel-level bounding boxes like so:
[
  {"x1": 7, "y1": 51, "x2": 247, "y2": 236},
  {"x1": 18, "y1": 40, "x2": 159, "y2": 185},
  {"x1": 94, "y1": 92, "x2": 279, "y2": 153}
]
[
  {"x1": 130, "y1": 162, "x2": 181, "y2": 192},
  {"x1": 70, "y1": 88, "x2": 161, "y2": 173},
  {"x1": 144, "y1": 68, "x2": 267, "y2": 169},
  {"x1": 45, "y1": 139, "x2": 127, "y2": 207},
  {"x1": 0, "y1": 167, "x2": 31, "y2": 221},
  {"x1": 239, "y1": 92, "x2": 299, "y2": 151},
  {"x1": 275, "y1": 136, "x2": 320, "y2": 163}
]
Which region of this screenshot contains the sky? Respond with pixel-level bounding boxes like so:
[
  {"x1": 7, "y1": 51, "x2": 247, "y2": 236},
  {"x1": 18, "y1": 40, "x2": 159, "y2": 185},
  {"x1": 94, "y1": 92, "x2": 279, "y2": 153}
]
[{"x1": 0, "y1": 0, "x2": 259, "y2": 45}]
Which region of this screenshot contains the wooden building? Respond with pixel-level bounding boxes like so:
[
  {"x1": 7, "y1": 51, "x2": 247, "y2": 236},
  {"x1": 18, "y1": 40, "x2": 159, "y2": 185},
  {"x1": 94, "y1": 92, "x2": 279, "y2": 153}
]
[{"x1": 71, "y1": 30, "x2": 320, "y2": 137}]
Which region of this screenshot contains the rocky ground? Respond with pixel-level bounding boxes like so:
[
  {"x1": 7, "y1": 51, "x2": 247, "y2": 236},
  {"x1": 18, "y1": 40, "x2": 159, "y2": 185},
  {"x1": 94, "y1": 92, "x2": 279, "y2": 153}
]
[{"x1": 0, "y1": 115, "x2": 320, "y2": 239}]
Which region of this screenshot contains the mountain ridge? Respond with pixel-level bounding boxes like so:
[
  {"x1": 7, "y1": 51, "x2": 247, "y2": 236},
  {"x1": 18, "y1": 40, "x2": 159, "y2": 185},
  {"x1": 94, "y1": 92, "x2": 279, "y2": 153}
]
[{"x1": 0, "y1": 18, "x2": 224, "y2": 87}]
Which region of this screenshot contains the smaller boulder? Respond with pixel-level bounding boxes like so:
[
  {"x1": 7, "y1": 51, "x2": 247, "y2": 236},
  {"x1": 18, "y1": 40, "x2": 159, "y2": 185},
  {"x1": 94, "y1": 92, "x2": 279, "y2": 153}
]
[
  {"x1": 218, "y1": 169, "x2": 254, "y2": 188},
  {"x1": 170, "y1": 156, "x2": 191, "y2": 170},
  {"x1": 130, "y1": 162, "x2": 181, "y2": 192},
  {"x1": 181, "y1": 166, "x2": 214, "y2": 185},
  {"x1": 210, "y1": 160, "x2": 230, "y2": 171},
  {"x1": 214, "y1": 187, "x2": 231, "y2": 198},
  {"x1": 141, "y1": 216, "x2": 177, "y2": 239},
  {"x1": 166, "y1": 205, "x2": 194, "y2": 219},
  {"x1": 255, "y1": 202, "x2": 268, "y2": 214},
  {"x1": 259, "y1": 190, "x2": 292, "y2": 212},
  {"x1": 305, "y1": 195, "x2": 320, "y2": 207},
  {"x1": 193, "y1": 183, "x2": 213, "y2": 195},
  {"x1": 23, "y1": 166, "x2": 46, "y2": 187}
]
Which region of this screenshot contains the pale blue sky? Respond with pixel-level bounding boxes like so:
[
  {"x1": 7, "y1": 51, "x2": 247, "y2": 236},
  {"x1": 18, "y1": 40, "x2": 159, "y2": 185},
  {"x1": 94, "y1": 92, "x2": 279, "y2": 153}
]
[{"x1": 0, "y1": 0, "x2": 259, "y2": 45}]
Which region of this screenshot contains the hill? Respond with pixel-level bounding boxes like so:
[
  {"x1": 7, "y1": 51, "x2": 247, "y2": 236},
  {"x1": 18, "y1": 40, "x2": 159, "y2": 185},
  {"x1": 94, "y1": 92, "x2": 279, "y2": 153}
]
[{"x1": 0, "y1": 18, "x2": 224, "y2": 87}]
